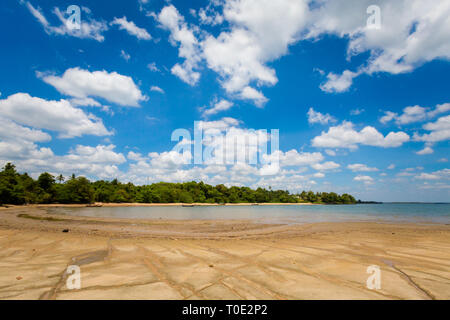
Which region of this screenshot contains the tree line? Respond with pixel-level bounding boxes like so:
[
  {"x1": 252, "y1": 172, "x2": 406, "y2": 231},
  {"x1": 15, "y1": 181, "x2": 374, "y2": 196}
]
[{"x1": 0, "y1": 163, "x2": 357, "y2": 205}]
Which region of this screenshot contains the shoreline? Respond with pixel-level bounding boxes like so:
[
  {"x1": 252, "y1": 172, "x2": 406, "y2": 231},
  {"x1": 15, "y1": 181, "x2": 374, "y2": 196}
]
[
  {"x1": 0, "y1": 205, "x2": 449, "y2": 239},
  {"x1": 1, "y1": 202, "x2": 318, "y2": 209}
]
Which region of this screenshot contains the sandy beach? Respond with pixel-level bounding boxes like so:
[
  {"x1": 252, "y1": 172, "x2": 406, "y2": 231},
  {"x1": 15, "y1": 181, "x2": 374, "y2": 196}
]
[{"x1": 0, "y1": 206, "x2": 449, "y2": 300}]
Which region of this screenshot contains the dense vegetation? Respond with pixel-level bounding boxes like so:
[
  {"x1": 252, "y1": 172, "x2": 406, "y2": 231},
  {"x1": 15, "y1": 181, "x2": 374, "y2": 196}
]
[{"x1": 0, "y1": 163, "x2": 357, "y2": 205}]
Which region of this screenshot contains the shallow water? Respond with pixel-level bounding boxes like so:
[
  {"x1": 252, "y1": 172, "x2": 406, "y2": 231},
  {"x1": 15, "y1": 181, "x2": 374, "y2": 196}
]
[{"x1": 48, "y1": 203, "x2": 450, "y2": 224}]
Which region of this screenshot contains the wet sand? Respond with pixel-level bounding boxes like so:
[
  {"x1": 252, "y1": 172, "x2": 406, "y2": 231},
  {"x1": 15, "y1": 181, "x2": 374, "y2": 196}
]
[{"x1": 0, "y1": 206, "x2": 449, "y2": 300}]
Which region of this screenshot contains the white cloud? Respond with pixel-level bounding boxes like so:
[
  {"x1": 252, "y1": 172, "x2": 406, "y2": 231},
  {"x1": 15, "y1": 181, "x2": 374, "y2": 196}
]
[
  {"x1": 40, "y1": 67, "x2": 146, "y2": 107},
  {"x1": 202, "y1": 99, "x2": 234, "y2": 117},
  {"x1": 347, "y1": 164, "x2": 379, "y2": 172},
  {"x1": 0, "y1": 142, "x2": 125, "y2": 180},
  {"x1": 265, "y1": 150, "x2": 324, "y2": 167},
  {"x1": 354, "y1": 175, "x2": 374, "y2": 185},
  {"x1": 416, "y1": 146, "x2": 434, "y2": 155},
  {"x1": 65, "y1": 144, "x2": 126, "y2": 165},
  {"x1": 381, "y1": 103, "x2": 450, "y2": 125},
  {"x1": 320, "y1": 70, "x2": 359, "y2": 93},
  {"x1": 307, "y1": 107, "x2": 336, "y2": 125},
  {"x1": 147, "y1": 62, "x2": 160, "y2": 72},
  {"x1": 312, "y1": 121, "x2": 410, "y2": 149},
  {"x1": 414, "y1": 115, "x2": 450, "y2": 143},
  {"x1": 69, "y1": 97, "x2": 101, "y2": 107},
  {"x1": 396, "y1": 106, "x2": 427, "y2": 125},
  {"x1": 120, "y1": 50, "x2": 131, "y2": 61},
  {"x1": 158, "y1": 5, "x2": 202, "y2": 85},
  {"x1": 171, "y1": 64, "x2": 201, "y2": 85},
  {"x1": 305, "y1": 0, "x2": 450, "y2": 91},
  {"x1": 0, "y1": 117, "x2": 51, "y2": 143},
  {"x1": 25, "y1": 2, "x2": 108, "y2": 42},
  {"x1": 311, "y1": 161, "x2": 340, "y2": 171},
  {"x1": 111, "y1": 16, "x2": 151, "y2": 40},
  {"x1": 380, "y1": 111, "x2": 398, "y2": 124},
  {"x1": 138, "y1": 0, "x2": 150, "y2": 12},
  {"x1": 202, "y1": 0, "x2": 308, "y2": 105},
  {"x1": 239, "y1": 87, "x2": 268, "y2": 107},
  {"x1": 0, "y1": 93, "x2": 111, "y2": 138},
  {"x1": 150, "y1": 86, "x2": 165, "y2": 94},
  {"x1": 156, "y1": 1, "x2": 450, "y2": 102},
  {"x1": 127, "y1": 151, "x2": 146, "y2": 162},
  {"x1": 415, "y1": 173, "x2": 440, "y2": 181},
  {"x1": 428, "y1": 103, "x2": 450, "y2": 118},
  {"x1": 198, "y1": 117, "x2": 241, "y2": 131},
  {"x1": 313, "y1": 172, "x2": 325, "y2": 178},
  {"x1": 350, "y1": 108, "x2": 365, "y2": 116},
  {"x1": 252, "y1": 174, "x2": 317, "y2": 193},
  {"x1": 198, "y1": 2, "x2": 224, "y2": 26}
]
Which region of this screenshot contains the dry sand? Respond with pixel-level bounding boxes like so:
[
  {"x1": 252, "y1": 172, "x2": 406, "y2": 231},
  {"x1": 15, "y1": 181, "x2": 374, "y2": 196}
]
[{"x1": 0, "y1": 206, "x2": 449, "y2": 300}]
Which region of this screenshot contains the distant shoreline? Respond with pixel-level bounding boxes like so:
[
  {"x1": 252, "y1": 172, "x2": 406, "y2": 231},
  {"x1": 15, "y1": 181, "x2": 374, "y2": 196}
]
[{"x1": 1, "y1": 202, "x2": 319, "y2": 208}]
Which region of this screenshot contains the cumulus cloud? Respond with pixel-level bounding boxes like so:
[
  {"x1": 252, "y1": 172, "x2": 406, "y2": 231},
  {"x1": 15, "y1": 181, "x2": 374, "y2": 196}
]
[
  {"x1": 147, "y1": 62, "x2": 160, "y2": 72},
  {"x1": 380, "y1": 111, "x2": 398, "y2": 124},
  {"x1": 150, "y1": 86, "x2": 165, "y2": 94},
  {"x1": 306, "y1": 0, "x2": 450, "y2": 90},
  {"x1": 428, "y1": 103, "x2": 450, "y2": 118},
  {"x1": 69, "y1": 97, "x2": 102, "y2": 107},
  {"x1": 0, "y1": 117, "x2": 51, "y2": 143},
  {"x1": 313, "y1": 172, "x2": 325, "y2": 178},
  {"x1": 156, "y1": 1, "x2": 450, "y2": 103},
  {"x1": 347, "y1": 163, "x2": 379, "y2": 172},
  {"x1": 353, "y1": 175, "x2": 374, "y2": 185},
  {"x1": 0, "y1": 142, "x2": 125, "y2": 180},
  {"x1": 414, "y1": 115, "x2": 450, "y2": 143},
  {"x1": 311, "y1": 161, "x2": 340, "y2": 171},
  {"x1": 202, "y1": 99, "x2": 234, "y2": 117},
  {"x1": 415, "y1": 172, "x2": 442, "y2": 181},
  {"x1": 122, "y1": 118, "x2": 323, "y2": 185},
  {"x1": 312, "y1": 121, "x2": 410, "y2": 149},
  {"x1": 264, "y1": 150, "x2": 324, "y2": 167},
  {"x1": 39, "y1": 68, "x2": 146, "y2": 107},
  {"x1": 238, "y1": 87, "x2": 268, "y2": 107},
  {"x1": 198, "y1": 1, "x2": 224, "y2": 26},
  {"x1": 380, "y1": 103, "x2": 450, "y2": 125},
  {"x1": 350, "y1": 109, "x2": 365, "y2": 116},
  {"x1": 320, "y1": 70, "x2": 359, "y2": 93},
  {"x1": 307, "y1": 107, "x2": 336, "y2": 125},
  {"x1": 24, "y1": 2, "x2": 108, "y2": 41},
  {"x1": 0, "y1": 93, "x2": 111, "y2": 138},
  {"x1": 157, "y1": 5, "x2": 202, "y2": 85},
  {"x1": 198, "y1": 117, "x2": 241, "y2": 131},
  {"x1": 120, "y1": 50, "x2": 131, "y2": 61},
  {"x1": 64, "y1": 144, "x2": 126, "y2": 165},
  {"x1": 201, "y1": 0, "x2": 308, "y2": 105},
  {"x1": 111, "y1": 16, "x2": 151, "y2": 40},
  {"x1": 416, "y1": 146, "x2": 434, "y2": 155}
]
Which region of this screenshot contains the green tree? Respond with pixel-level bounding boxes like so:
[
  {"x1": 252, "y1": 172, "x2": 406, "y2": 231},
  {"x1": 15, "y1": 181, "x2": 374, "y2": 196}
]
[{"x1": 57, "y1": 174, "x2": 65, "y2": 184}]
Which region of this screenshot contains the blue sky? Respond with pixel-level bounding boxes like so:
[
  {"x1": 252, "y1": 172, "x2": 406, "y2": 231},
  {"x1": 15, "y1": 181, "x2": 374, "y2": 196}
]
[{"x1": 0, "y1": 0, "x2": 449, "y2": 202}]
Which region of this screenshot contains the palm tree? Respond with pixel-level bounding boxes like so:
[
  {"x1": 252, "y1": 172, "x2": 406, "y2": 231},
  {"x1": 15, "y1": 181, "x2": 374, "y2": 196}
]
[{"x1": 57, "y1": 174, "x2": 65, "y2": 184}]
